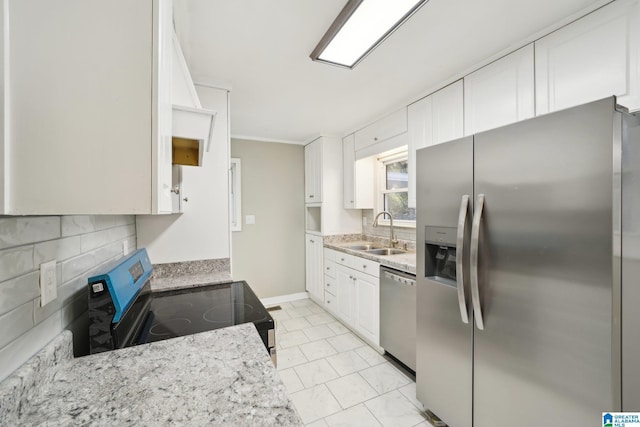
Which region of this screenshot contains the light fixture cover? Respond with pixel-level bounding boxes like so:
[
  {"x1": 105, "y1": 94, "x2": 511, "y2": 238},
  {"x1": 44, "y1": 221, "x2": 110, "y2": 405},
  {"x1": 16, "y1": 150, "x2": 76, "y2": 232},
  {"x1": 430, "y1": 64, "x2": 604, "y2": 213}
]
[{"x1": 310, "y1": 0, "x2": 427, "y2": 69}]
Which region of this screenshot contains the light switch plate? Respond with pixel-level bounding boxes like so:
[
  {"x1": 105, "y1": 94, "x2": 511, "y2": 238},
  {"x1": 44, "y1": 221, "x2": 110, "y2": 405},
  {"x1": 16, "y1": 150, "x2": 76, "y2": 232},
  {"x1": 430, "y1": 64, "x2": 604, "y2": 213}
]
[
  {"x1": 40, "y1": 260, "x2": 57, "y2": 307},
  {"x1": 246, "y1": 215, "x2": 255, "y2": 225}
]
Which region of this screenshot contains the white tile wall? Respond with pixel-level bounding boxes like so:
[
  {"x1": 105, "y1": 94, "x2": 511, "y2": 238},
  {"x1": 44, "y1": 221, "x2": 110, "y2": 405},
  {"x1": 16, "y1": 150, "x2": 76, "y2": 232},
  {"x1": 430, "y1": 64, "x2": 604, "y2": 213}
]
[
  {"x1": 0, "y1": 215, "x2": 136, "y2": 382},
  {"x1": 361, "y1": 210, "x2": 416, "y2": 244}
]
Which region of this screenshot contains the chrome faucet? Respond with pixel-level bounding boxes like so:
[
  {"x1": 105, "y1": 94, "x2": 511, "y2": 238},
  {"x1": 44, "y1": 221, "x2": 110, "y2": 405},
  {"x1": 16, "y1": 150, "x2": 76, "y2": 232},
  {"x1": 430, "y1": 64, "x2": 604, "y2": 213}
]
[{"x1": 372, "y1": 211, "x2": 398, "y2": 248}]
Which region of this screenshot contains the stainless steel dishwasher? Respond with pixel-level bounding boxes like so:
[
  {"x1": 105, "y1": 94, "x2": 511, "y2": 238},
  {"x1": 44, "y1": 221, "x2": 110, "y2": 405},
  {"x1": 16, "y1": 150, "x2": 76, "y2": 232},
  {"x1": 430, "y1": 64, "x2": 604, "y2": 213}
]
[{"x1": 380, "y1": 266, "x2": 416, "y2": 371}]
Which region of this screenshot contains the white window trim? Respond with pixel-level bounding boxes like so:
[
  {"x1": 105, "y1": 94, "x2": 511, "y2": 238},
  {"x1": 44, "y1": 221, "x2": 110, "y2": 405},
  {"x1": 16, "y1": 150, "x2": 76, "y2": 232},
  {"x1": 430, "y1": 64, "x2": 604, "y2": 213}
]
[
  {"x1": 376, "y1": 150, "x2": 416, "y2": 228},
  {"x1": 230, "y1": 158, "x2": 242, "y2": 232}
]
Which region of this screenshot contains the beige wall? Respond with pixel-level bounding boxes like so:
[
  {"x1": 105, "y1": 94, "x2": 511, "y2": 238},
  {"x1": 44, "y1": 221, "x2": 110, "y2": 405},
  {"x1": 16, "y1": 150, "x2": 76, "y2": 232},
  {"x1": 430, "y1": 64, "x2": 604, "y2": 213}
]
[{"x1": 231, "y1": 139, "x2": 305, "y2": 299}]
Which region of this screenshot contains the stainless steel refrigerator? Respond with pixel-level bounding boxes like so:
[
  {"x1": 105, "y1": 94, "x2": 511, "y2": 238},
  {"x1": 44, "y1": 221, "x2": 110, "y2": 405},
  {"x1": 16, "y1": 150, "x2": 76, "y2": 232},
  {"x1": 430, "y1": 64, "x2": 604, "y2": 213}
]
[{"x1": 415, "y1": 97, "x2": 640, "y2": 427}]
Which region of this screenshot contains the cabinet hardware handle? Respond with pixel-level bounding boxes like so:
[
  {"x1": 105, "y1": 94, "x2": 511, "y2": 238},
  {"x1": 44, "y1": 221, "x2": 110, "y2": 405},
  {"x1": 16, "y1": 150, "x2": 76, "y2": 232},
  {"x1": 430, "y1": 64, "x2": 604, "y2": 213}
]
[
  {"x1": 363, "y1": 265, "x2": 367, "y2": 268},
  {"x1": 171, "y1": 185, "x2": 180, "y2": 194},
  {"x1": 327, "y1": 301, "x2": 331, "y2": 304},
  {"x1": 309, "y1": 195, "x2": 314, "y2": 198},
  {"x1": 374, "y1": 137, "x2": 378, "y2": 141},
  {"x1": 350, "y1": 200, "x2": 354, "y2": 203},
  {"x1": 183, "y1": 197, "x2": 189, "y2": 202},
  {"x1": 326, "y1": 267, "x2": 330, "y2": 270},
  {"x1": 341, "y1": 258, "x2": 345, "y2": 261},
  {"x1": 310, "y1": 239, "x2": 315, "y2": 243}
]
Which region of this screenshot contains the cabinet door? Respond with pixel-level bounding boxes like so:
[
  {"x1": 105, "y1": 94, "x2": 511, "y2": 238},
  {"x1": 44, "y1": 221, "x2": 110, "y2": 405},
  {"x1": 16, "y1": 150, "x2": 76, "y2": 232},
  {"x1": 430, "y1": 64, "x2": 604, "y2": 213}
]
[
  {"x1": 431, "y1": 80, "x2": 464, "y2": 145},
  {"x1": 153, "y1": 0, "x2": 174, "y2": 214},
  {"x1": 408, "y1": 96, "x2": 432, "y2": 209},
  {"x1": 354, "y1": 108, "x2": 407, "y2": 151},
  {"x1": 343, "y1": 134, "x2": 374, "y2": 209},
  {"x1": 343, "y1": 134, "x2": 356, "y2": 209},
  {"x1": 305, "y1": 235, "x2": 323, "y2": 302},
  {"x1": 8, "y1": 0, "x2": 159, "y2": 214},
  {"x1": 305, "y1": 139, "x2": 322, "y2": 203},
  {"x1": 355, "y1": 271, "x2": 380, "y2": 346},
  {"x1": 464, "y1": 44, "x2": 535, "y2": 135},
  {"x1": 535, "y1": 0, "x2": 640, "y2": 114},
  {"x1": 408, "y1": 81, "x2": 463, "y2": 208},
  {"x1": 336, "y1": 265, "x2": 356, "y2": 326}
]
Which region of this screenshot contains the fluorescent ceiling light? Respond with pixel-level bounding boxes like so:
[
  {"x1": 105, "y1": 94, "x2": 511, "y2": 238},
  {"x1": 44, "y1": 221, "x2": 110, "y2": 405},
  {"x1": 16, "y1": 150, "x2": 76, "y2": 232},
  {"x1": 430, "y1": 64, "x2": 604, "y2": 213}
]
[{"x1": 310, "y1": 0, "x2": 427, "y2": 69}]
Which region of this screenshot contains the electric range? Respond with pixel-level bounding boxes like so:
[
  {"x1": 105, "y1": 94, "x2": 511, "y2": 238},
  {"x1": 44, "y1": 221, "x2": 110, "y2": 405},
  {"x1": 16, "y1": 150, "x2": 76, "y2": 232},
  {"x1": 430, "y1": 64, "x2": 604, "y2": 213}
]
[{"x1": 87, "y1": 249, "x2": 276, "y2": 364}]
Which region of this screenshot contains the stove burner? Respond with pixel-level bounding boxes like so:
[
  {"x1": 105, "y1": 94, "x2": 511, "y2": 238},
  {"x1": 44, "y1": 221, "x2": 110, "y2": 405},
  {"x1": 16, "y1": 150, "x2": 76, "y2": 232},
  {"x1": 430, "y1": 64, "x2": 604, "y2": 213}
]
[
  {"x1": 149, "y1": 318, "x2": 193, "y2": 337},
  {"x1": 203, "y1": 303, "x2": 261, "y2": 323},
  {"x1": 151, "y1": 302, "x2": 194, "y2": 318}
]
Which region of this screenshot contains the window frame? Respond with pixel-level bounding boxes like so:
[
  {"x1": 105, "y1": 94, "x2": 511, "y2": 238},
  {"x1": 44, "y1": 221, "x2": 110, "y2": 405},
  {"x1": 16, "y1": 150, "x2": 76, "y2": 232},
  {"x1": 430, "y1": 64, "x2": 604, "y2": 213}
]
[{"x1": 376, "y1": 150, "x2": 416, "y2": 228}]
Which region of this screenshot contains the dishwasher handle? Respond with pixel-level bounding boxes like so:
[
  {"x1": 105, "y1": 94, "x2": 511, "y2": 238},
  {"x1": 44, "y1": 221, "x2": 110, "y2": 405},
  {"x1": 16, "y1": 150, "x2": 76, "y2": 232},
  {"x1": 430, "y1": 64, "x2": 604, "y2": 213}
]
[{"x1": 382, "y1": 270, "x2": 416, "y2": 287}]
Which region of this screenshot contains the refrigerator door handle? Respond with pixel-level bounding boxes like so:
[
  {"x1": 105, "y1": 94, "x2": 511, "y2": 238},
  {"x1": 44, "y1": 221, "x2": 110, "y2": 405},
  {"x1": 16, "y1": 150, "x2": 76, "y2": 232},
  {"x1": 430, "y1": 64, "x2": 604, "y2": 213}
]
[
  {"x1": 470, "y1": 193, "x2": 485, "y2": 330},
  {"x1": 456, "y1": 195, "x2": 470, "y2": 324}
]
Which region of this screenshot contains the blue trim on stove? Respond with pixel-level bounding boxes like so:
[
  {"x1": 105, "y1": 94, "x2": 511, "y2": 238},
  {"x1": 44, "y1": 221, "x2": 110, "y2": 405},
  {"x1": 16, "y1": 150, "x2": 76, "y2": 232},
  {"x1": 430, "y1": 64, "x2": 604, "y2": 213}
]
[{"x1": 88, "y1": 248, "x2": 153, "y2": 323}]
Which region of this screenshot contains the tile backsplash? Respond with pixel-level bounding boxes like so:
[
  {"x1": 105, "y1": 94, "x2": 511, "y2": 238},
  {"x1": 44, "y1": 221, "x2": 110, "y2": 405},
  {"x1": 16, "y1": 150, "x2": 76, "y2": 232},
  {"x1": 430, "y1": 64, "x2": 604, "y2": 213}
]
[
  {"x1": 361, "y1": 209, "x2": 416, "y2": 245},
  {"x1": 0, "y1": 215, "x2": 136, "y2": 382}
]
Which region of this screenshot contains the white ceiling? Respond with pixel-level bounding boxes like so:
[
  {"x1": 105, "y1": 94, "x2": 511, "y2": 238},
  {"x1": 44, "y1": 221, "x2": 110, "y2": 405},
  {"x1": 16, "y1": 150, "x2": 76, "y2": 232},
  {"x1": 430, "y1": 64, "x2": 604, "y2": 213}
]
[{"x1": 173, "y1": 0, "x2": 607, "y2": 144}]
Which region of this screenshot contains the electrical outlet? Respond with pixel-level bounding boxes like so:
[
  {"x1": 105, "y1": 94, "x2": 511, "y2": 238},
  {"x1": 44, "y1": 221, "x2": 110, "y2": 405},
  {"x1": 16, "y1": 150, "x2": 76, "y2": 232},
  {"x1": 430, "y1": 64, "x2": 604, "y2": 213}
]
[
  {"x1": 123, "y1": 240, "x2": 129, "y2": 255},
  {"x1": 40, "y1": 260, "x2": 57, "y2": 307}
]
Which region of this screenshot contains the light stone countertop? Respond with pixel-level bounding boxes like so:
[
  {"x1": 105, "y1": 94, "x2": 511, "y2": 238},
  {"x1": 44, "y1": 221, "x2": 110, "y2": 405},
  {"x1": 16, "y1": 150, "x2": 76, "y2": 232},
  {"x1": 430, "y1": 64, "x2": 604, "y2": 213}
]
[
  {"x1": 324, "y1": 240, "x2": 416, "y2": 275},
  {"x1": 150, "y1": 271, "x2": 233, "y2": 292},
  {"x1": 11, "y1": 324, "x2": 302, "y2": 426}
]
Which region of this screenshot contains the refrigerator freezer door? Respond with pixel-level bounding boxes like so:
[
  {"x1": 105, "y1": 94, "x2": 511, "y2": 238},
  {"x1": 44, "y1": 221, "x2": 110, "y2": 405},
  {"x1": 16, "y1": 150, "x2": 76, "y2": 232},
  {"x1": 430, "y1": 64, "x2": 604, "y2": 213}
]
[
  {"x1": 472, "y1": 97, "x2": 619, "y2": 426},
  {"x1": 622, "y1": 112, "x2": 640, "y2": 410},
  {"x1": 416, "y1": 136, "x2": 473, "y2": 427}
]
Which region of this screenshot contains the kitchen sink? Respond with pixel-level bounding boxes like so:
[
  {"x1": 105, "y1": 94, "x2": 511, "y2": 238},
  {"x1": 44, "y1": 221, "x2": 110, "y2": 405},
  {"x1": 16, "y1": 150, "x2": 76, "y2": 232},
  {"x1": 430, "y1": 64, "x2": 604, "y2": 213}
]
[
  {"x1": 346, "y1": 244, "x2": 385, "y2": 251},
  {"x1": 365, "y1": 248, "x2": 407, "y2": 256}
]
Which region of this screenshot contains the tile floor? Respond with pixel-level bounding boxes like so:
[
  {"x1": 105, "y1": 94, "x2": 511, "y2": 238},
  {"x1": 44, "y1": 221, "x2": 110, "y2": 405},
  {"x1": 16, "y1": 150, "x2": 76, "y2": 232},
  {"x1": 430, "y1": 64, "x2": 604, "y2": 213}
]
[{"x1": 270, "y1": 298, "x2": 428, "y2": 427}]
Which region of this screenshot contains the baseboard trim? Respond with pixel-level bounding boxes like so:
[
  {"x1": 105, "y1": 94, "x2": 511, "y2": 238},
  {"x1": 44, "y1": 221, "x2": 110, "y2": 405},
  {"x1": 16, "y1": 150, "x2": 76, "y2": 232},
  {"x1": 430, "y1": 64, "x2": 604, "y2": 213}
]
[{"x1": 261, "y1": 292, "x2": 309, "y2": 308}]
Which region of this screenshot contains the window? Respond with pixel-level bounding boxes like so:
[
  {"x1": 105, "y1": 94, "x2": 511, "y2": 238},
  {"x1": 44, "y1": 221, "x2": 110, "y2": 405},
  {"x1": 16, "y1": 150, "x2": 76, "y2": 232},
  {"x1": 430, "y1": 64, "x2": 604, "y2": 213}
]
[
  {"x1": 377, "y1": 151, "x2": 415, "y2": 225},
  {"x1": 230, "y1": 158, "x2": 242, "y2": 231}
]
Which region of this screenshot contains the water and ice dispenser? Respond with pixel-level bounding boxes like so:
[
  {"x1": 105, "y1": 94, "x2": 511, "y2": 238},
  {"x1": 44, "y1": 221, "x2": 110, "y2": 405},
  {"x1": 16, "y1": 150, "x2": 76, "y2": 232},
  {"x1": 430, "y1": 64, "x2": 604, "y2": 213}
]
[{"x1": 424, "y1": 226, "x2": 457, "y2": 285}]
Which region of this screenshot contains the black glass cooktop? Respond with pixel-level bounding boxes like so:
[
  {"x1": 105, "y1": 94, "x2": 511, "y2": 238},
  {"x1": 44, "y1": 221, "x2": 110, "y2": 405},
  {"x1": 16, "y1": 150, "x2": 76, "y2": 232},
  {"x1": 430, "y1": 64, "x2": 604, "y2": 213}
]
[{"x1": 144, "y1": 281, "x2": 273, "y2": 343}]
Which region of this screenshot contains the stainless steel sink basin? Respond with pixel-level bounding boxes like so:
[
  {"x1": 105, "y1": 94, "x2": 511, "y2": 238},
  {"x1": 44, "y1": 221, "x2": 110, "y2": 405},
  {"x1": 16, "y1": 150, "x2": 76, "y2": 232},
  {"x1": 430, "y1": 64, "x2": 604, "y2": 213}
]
[
  {"x1": 346, "y1": 244, "x2": 385, "y2": 251},
  {"x1": 365, "y1": 248, "x2": 407, "y2": 256}
]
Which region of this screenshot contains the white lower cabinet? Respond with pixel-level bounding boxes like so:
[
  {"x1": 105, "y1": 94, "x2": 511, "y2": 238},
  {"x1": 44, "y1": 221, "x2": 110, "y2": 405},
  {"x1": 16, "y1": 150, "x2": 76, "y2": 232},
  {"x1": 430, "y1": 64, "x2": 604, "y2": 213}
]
[
  {"x1": 305, "y1": 234, "x2": 324, "y2": 302},
  {"x1": 325, "y1": 249, "x2": 380, "y2": 346},
  {"x1": 354, "y1": 270, "x2": 380, "y2": 345},
  {"x1": 336, "y1": 266, "x2": 356, "y2": 326}
]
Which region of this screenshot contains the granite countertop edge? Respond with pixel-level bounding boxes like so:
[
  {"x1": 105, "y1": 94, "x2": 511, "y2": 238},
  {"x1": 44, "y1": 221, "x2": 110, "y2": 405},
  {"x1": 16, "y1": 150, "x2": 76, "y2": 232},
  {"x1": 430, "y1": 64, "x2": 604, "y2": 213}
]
[
  {"x1": 9, "y1": 324, "x2": 302, "y2": 426},
  {"x1": 324, "y1": 240, "x2": 417, "y2": 275}
]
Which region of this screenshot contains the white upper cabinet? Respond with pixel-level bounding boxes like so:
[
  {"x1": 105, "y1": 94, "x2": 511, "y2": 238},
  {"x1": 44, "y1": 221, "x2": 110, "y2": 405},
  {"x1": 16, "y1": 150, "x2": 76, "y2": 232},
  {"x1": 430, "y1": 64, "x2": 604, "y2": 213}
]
[
  {"x1": 535, "y1": 0, "x2": 640, "y2": 114},
  {"x1": 431, "y1": 80, "x2": 464, "y2": 145},
  {"x1": 354, "y1": 108, "x2": 407, "y2": 152},
  {"x1": 304, "y1": 139, "x2": 322, "y2": 203},
  {"x1": 408, "y1": 80, "x2": 464, "y2": 208},
  {"x1": 343, "y1": 134, "x2": 374, "y2": 209},
  {"x1": 4, "y1": 0, "x2": 173, "y2": 215},
  {"x1": 464, "y1": 44, "x2": 535, "y2": 135}
]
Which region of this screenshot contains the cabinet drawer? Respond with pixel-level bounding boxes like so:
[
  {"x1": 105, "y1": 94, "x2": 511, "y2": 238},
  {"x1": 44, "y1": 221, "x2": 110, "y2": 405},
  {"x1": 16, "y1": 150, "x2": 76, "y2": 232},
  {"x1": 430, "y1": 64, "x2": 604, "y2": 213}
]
[
  {"x1": 325, "y1": 276, "x2": 336, "y2": 296},
  {"x1": 335, "y1": 252, "x2": 354, "y2": 268},
  {"x1": 325, "y1": 292, "x2": 336, "y2": 309},
  {"x1": 354, "y1": 257, "x2": 380, "y2": 277},
  {"x1": 354, "y1": 108, "x2": 407, "y2": 151},
  {"x1": 324, "y1": 248, "x2": 339, "y2": 262},
  {"x1": 325, "y1": 260, "x2": 337, "y2": 278}
]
